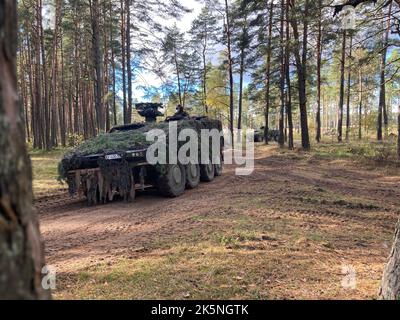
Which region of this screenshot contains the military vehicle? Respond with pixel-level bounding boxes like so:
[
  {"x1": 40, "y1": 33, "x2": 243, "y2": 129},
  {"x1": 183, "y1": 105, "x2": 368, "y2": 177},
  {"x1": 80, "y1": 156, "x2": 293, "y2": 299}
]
[
  {"x1": 59, "y1": 103, "x2": 224, "y2": 205},
  {"x1": 254, "y1": 127, "x2": 280, "y2": 143}
]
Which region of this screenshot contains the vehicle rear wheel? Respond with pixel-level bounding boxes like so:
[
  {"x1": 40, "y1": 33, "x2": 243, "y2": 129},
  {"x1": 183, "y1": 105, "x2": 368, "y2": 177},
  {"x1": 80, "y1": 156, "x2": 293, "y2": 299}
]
[
  {"x1": 200, "y1": 162, "x2": 215, "y2": 182},
  {"x1": 185, "y1": 163, "x2": 200, "y2": 189},
  {"x1": 157, "y1": 164, "x2": 186, "y2": 197}
]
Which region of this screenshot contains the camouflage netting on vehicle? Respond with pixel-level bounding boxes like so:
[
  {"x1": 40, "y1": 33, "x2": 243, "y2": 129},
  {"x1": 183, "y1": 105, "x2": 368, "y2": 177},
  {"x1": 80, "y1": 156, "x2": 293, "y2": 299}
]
[
  {"x1": 58, "y1": 118, "x2": 222, "y2": 201},
  {"x1": 66, "y1": 160, "x2": 136, "y2": 205}
]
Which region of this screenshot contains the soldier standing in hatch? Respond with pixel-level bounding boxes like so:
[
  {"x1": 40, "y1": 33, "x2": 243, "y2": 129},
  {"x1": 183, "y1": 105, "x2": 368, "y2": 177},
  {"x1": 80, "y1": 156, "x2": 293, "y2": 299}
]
[{"x1": 172, "y1": 104, "x2": 189, "y2": 120}]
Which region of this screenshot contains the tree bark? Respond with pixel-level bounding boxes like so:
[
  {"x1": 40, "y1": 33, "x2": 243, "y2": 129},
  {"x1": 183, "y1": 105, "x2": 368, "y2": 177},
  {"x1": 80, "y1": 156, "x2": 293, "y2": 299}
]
[
  {"x1": 224, "y1": 0, "x2": 234, "y2": 145},
  {"x1": 90, "y1": 0, "x2": 104, "y2": 132},
  {"x1": 126, "y1": 0, "x2": 133, "y2": 123},
  {"x1": 398, "y1": 104, "x2": 400, "y2": 159},
  {"x1": 290, "y1": 0, "x2": 310, "y2": 150},
  {"x1": 378, "y1": 1, "x2": 392, "y2": 141},
  {"x1": 120, "y1": 0, "x2": 127, "y2": 124},
  {"x1": 316, "y1": 0, "x2": 322, "y2": 143},
  {"x1": 110, "y1": 0, "x2": 117, "y2": 126},
  {"x1": 345, "y1": 34, "x2": 353, "y2": 142},
  {"x1": 358, "y1": 67, "x2": 363, "y2": 140},
  {"x1": 264, "y1": 0, "x2": 274, "y2": 144},
  {"x1": 238, "y1": 46, "x2": 245, "y2": 132},
  {"x1": 103, "y1": 0, "x2": 110, "y2": 132},
  {"x1": 202, "y1": 42, "x2": 208, "y2": 114},
  {"x1": 174, "y1": 45, "x2": 183, "y2": 106},
  {"x1": 380, "y1": 220, "x2": 400, "y2": 300},
  {"x1": 278, "y1": 0, "x2": 285, "y2": 148},
  {"x1": 0, "y1": 0, "x2": 50, "y2": 300},
  {"x1": 285, "y1": 0, "x2": 294, "y2": 150},
  {"x1": 38, "y1": 0, "x2": 50, "y2": 149},
  {"x1": 338, "y1": 29, "x2": 346, "y2": 143}
]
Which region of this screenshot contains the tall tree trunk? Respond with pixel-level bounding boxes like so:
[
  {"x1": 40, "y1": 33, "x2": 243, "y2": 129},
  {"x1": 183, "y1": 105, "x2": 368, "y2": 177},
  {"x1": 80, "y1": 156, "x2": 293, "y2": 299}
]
[
  {"x1": 38, "y1": 0, "x2": 50, "y2": 149},
  {"x1": 380, "y1": 220, "x2": 400, "y2": 300},
  {"x1": 285, "y1": 0, "x2": 294, "y2": 150},
  {"x1": 110, "y1": 0, "x2": 117, "y2": 126},
  {"x1": 264, "y1": 0, "x2": 274, "y2": 144},
  {"x1": 120, "y1": 0, "x2": 127, "y2": 124},
  {"x1": 338, "y1": 29, "x2": 346, "y2": 143},
  {"x1": 238, "y1": 46, "x2": 245, "y2": 132},
  {"x1": 60, "y1": 34, "x2": 66, "y2": 146},
  {"x1": 0, "y1": 0, "x2": 50, "y2": 300},
  {"x1": 316, "y1": 0, "x2": 322, "y2": 143},
  {"x1": 90, "y1": 0, "x2": 104, "y2": 133},
  {"x1": 378, "y1": 1, "x2": 392, "y2": 141},
  {"x1": 33, "y1": 3, "x2": 43, "y2": 149},
  {"x1": 103, "y1": 0, "x2": 110, "y2": 132},
  {"x1": 50, "y1": 0, "x2": 62, "y2": 148},
  {"x1": 290, "y1": 0, "x2": 310, "y2": 150},
  {"x1": 126, "y1": 0, "x2": 133, "y2": 123},
  {"x1": 73, "y1": 3, "x2": 80, "y2": 135},
  {"x1": 358, "y1": 67, "x2": 363, "y2": 140},
  {"x1": 345, "y1": 34, "x2": 353, "y2": 142},
  {"x1": 174, "y1": 46, "x2": 183, "y2": 106},
  {"x1": 202, "y1": 44, "x2": 208, "y2": 114},
  {"x1": 224, "y1": 0, "x2": 234, "y2": 144},
  {"x1": 398, "y1": 104, "x2": 400, "y2": 159},
  {"x1": 278, "y1": 0, "x2": 285, "y2": 148}
]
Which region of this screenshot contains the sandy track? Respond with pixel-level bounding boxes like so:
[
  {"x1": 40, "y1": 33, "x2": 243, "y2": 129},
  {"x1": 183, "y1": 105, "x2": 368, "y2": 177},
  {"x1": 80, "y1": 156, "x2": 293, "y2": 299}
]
[{"x1": 37, "y1": 146, "x2": 400, "y2": 297}]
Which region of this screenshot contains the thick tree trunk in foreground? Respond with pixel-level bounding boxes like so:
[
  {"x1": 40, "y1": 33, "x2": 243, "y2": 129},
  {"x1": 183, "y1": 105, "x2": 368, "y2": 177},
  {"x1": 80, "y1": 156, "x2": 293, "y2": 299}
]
[
  {"x1": 380, "y1": 221, "x2": 400, "y2": 300},
  {"x1": 0, "y1": 0, "x2": 49, "y2": 299}
]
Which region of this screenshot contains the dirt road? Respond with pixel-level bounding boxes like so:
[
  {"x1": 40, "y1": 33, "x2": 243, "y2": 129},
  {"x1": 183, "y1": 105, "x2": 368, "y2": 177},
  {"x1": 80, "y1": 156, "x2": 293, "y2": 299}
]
[{"x1": 37, "y1": 145, "x2": 400, "y2": 299}]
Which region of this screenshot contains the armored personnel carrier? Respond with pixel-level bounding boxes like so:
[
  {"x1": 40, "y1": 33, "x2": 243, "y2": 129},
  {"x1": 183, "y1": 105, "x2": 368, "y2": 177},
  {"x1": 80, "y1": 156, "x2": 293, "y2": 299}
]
[
  {"x1": 59, "y1": 103, "x2": 224, "y2": 205},
  {"x1": 254, "y1": 127, "x2": 280, "y2": 143}
]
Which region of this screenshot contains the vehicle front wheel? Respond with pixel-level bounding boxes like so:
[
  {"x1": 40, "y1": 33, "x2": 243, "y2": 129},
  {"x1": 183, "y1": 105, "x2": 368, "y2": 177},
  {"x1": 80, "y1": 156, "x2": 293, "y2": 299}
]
[{"x1": 157, "y1": 164, "x2": 186, "y2": 197}]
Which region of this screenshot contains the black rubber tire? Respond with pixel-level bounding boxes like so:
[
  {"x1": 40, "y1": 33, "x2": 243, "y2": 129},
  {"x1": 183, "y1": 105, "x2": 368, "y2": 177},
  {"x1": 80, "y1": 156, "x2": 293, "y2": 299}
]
[
  {"x1": 157, "y1": 164, "x2": 186, "y2": 197},
  {"x1": 200, "y1": 162, "x2": 215, "y2": 182},
  {"x1": 185, "y1": 163, "x2": 200, "y2": 189},
  {"x1": 214, "y1": 163, "x2": 223, "y2": 177}
]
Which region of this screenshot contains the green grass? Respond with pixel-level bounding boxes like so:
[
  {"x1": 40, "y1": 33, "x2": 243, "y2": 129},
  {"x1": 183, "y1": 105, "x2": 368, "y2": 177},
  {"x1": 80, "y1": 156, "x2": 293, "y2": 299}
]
[
  {"x1": 311, "y1": 140, "x2": 399, "y2": 165},
  {"x1": 55, "y1": 242, "x2": 279, "y2": 300},
  {"x1": 29, "y1": 147, "x2": 70, "y2": 197}
]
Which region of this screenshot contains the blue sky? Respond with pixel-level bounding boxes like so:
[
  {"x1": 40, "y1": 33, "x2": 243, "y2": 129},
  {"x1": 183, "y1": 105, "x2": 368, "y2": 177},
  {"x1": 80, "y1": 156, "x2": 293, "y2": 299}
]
[{"x1": 132, "y1": 0, "x2": 204, "y2": 101}]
